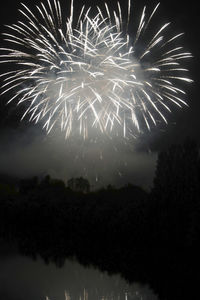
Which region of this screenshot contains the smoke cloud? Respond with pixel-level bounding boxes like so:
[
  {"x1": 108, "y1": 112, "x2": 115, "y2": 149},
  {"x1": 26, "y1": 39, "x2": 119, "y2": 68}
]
[{"x1": 0, "y1": 125, "x2": 156, "y2": 189}]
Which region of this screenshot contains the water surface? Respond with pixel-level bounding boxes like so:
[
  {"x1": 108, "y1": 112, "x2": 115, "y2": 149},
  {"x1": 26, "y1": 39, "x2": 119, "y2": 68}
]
[{"x1": 0, "y1": 244, "x2": 158, "y2": 300}]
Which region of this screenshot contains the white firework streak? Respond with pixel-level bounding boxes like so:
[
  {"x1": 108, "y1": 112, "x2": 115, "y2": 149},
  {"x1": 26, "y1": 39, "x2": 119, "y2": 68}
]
[{"x1": 0, "y1": 0, "x2": 193, "y2": 138}]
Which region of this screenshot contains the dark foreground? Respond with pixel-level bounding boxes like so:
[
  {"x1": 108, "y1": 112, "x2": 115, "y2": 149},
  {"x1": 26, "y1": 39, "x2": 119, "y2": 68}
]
[{"x1": 0, "y1": 139, "x2": 200, "y2": 300}]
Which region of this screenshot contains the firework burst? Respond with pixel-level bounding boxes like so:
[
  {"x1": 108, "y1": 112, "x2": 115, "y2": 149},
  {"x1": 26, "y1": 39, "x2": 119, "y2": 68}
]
[{"x1": 0, "y1": 0, "x2": 193, "y2": 138}]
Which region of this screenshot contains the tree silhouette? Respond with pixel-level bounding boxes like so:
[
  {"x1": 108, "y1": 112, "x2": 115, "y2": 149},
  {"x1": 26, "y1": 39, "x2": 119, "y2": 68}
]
[
  {"x1": 67, "y1": 177, "x2": 90, "y2": 193},
  {"x1": 19, "y1": 176, "x2": 38, "y2": 194},
  {"x1": 151, "y1": 138, "x2": 200, "y2": 247}
]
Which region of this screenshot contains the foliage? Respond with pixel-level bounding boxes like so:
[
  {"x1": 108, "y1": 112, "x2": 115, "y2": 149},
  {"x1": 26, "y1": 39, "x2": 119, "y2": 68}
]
[{"x1": 67, "y1": 177, "x2": 90, "y2": 193}]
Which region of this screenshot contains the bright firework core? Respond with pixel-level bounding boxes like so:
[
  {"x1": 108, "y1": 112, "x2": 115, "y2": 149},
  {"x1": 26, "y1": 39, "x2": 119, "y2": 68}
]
[{"x1": 0, "y1": 0, "x2": 193, "y2": 139}]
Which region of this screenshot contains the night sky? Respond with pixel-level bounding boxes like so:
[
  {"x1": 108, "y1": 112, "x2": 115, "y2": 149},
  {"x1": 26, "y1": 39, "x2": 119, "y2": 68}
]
[{"x1": 0, "y1": 0, "x2": 199, "y2": 189}]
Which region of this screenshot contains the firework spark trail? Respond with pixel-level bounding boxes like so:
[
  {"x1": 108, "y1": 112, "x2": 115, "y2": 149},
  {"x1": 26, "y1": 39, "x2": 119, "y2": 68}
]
[{"x1": 0, "y1": 0, "x2": 193, "y2": 138}]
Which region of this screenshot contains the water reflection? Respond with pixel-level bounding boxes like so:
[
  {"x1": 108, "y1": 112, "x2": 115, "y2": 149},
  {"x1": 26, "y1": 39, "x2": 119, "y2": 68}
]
[
  {"x1": 46, "y1": 287, "x2": 157, "y2": 300},
  {"x1": 47, "y1": 288, "x2": 155, "y2": 300},
  {"x1": 0, "y1": 252, "x2": 158, "y2": 300}
]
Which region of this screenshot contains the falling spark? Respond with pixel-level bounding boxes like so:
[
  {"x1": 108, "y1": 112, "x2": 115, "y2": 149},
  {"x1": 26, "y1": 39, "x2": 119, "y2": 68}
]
[{"x1": 0, "y1": 0, "x2": 193, "y2": 138}]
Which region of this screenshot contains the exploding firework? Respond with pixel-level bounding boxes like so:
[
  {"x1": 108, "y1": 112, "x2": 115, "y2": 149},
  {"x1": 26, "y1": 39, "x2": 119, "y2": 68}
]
[{"x1": 0, "y1": 0, "x2": 193, "y2": 138}]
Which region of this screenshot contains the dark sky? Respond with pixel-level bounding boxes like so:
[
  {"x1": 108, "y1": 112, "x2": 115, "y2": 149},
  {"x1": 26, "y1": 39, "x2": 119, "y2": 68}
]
[{"x1": 0, "y1": 0, "x2": 199, "y2": 188}]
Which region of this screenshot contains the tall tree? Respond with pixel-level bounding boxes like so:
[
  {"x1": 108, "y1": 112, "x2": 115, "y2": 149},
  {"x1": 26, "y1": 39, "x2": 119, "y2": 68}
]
[{"x1": 151, "y1": 138, "x2": 200, "y2": 246}]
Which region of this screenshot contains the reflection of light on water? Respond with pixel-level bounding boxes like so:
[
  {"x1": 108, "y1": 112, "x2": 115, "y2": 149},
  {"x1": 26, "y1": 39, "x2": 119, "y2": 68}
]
[
  {"x1": 46, "y1": 288, "x2": 151, "y2": 300},
  {"x1": 0, "y1": 251, "x2": 158, "y2": 300}
]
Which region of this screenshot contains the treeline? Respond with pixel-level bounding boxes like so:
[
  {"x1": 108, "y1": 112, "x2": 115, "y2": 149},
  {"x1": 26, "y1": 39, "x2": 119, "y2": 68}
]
[{"x1": 0, "y1": 138, "x2": 200, "y2": 300}]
